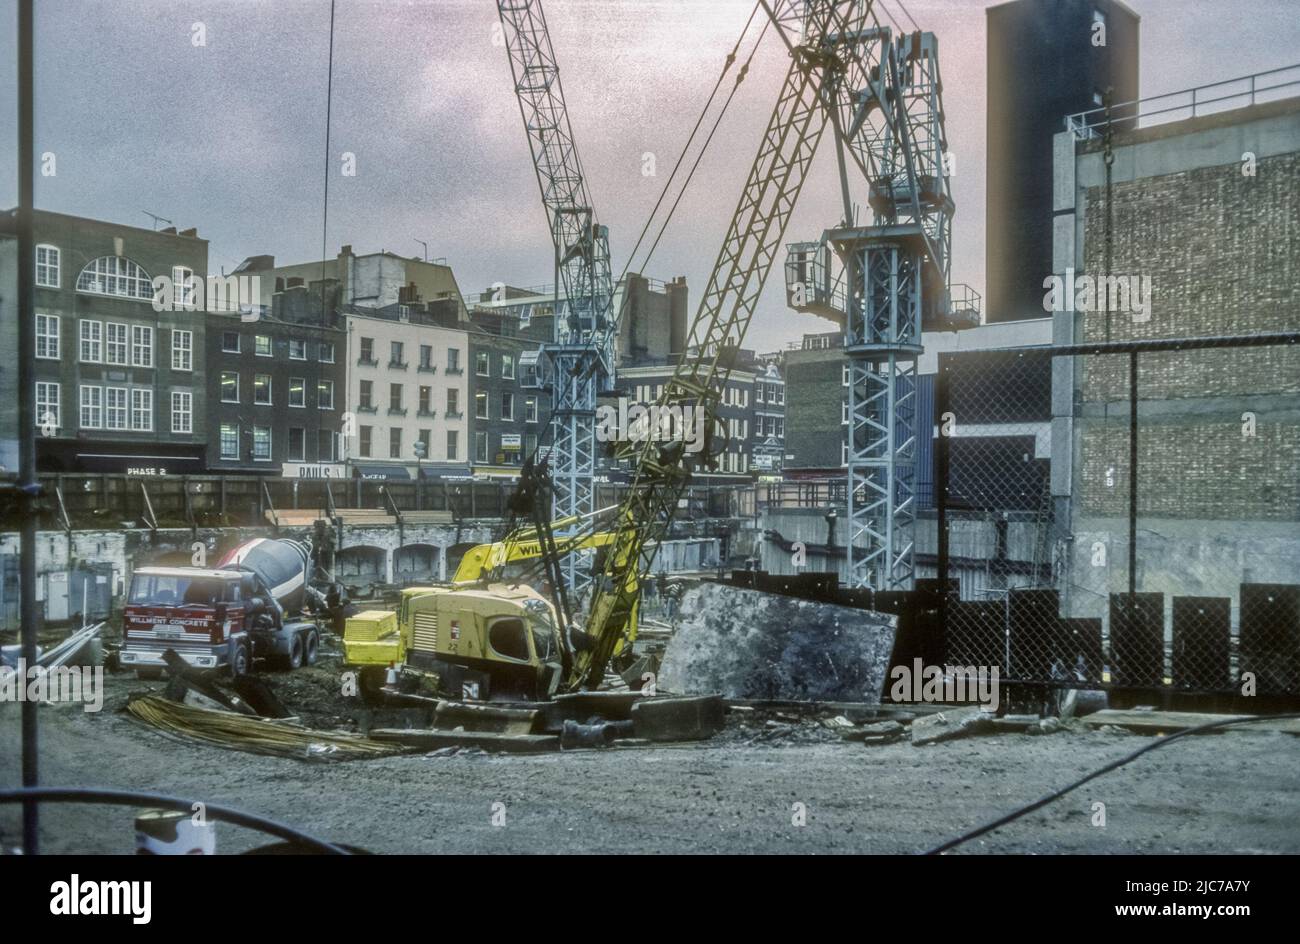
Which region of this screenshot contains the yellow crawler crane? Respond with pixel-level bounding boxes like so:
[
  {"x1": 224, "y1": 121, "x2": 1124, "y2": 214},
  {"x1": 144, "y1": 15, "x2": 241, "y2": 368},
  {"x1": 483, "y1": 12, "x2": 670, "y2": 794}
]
[{"x1": 343, "y1": 501, "x2": 639, "y2": 701}]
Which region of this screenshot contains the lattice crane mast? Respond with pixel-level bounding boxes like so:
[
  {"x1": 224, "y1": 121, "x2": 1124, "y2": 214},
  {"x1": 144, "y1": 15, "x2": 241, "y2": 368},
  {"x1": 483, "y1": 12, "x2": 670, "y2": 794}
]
[
  {"x1": 497, "y1": 0, "x2": 618, "y2": 601},
  {"x1": 783, "y1": 1, "x2": 979, "y2": 591}
]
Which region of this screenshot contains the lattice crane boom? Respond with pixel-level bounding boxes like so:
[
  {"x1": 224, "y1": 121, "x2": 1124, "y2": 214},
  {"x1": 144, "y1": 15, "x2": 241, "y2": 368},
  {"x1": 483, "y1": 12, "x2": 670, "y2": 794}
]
[{"x1": 571, "y1": 0, "x2": 904, "y2": 690}]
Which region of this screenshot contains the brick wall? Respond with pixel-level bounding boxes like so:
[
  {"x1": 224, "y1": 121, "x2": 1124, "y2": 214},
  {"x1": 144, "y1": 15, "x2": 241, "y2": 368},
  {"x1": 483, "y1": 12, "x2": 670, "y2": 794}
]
[
  {"x1": 1078, "y1": 416, "x2": 1297, "y2": 520},
  {"x1": 1075, "y1": 151, "x2": 1300, "y2": 521},
  {"x1": 1079, "y1": 151, "x2": 1300, "y2": 401}
]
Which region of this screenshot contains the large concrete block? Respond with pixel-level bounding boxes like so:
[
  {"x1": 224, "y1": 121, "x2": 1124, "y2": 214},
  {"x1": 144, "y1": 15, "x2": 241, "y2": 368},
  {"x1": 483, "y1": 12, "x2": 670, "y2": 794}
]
[{"x1": 657, "y1": 582, "x2": 897, "y2": 702}]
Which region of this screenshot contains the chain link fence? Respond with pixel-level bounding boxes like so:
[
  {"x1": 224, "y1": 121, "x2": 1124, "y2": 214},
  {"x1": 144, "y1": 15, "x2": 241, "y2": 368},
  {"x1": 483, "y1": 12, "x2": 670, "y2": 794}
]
[{"x1": 936, "y1": 335, "x2": 1300, "y2": 696}]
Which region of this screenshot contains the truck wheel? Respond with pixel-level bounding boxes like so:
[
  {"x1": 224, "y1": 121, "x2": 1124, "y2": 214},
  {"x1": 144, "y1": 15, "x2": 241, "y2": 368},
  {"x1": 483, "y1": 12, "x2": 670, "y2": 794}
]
[
  {"x1": 286, "y1": 633, "x2": 305, "y2": 671},
  {"x1": 303, "y1": 629, "x2": 320, "y2": 666},
  {"x1": 229, "y1": 643, "x2": 250, "y2": 678}
]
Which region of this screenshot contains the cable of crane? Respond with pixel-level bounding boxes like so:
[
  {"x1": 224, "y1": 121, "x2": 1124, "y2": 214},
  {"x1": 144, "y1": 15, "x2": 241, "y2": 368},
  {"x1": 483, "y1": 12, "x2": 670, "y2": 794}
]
[
  {"x1": 636, "y1": 14, "x2": 771, "y2": 274},
  {"x1": 619, "y1": 0, "x2": 766, "y2": 283},
  {"x1": 922, "y1": 712, "x2": 1300, "y2": 855},
  {"x1": 886, "y1": 0, "x2": 921, "y2": 33}
]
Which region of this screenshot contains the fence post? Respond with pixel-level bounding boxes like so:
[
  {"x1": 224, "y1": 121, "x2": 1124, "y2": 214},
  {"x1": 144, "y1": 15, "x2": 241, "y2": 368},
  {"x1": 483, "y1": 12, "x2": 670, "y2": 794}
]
[
  {"x1": 1128, "y1": 350, "x2": 1139, "y2": 597},
  {"x1": 936, "y1": 357, "x2": 951, "y2": 647}
]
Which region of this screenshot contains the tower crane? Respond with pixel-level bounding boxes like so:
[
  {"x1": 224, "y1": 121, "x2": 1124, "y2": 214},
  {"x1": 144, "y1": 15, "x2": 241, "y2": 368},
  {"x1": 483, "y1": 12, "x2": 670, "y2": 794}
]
[
  {"x1": 782, "y1": 2, "x2": 980, "y2": 591},
  {"x1": 496, "y1": 0, "x2": 618, "y2": 602}
]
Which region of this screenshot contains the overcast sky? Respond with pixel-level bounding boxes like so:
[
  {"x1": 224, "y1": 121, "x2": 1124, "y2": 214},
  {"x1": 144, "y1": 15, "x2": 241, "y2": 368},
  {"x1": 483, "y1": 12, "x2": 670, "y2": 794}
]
[{"x1": 1, "y1": 0, "x2": 1296, "y2": 352}]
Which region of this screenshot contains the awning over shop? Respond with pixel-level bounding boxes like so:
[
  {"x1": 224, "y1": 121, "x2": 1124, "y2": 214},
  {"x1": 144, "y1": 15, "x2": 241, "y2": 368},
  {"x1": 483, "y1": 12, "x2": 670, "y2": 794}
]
[
  {"x1": 418, "y1": 464, "x2": 474, "y2": 482},
  {"x1": 470, "y1": 465, "x2": 521, "y2": 481},
  {"x1": 352, "y1": 463, "x2": 414, "y2": 481}
]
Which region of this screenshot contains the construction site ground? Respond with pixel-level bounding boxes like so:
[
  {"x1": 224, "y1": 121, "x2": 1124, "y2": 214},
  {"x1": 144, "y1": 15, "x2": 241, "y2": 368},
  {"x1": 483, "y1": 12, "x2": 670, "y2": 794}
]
[{"x1": 3, "y1": 660, "x2": 1298, "y2": 854}]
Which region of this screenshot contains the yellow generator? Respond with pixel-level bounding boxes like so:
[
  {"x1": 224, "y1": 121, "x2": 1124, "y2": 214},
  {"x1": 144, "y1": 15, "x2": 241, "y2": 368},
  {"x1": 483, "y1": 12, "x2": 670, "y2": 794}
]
[{"x1": 341, "y1": 609, "x2": 403, "y2": 667}]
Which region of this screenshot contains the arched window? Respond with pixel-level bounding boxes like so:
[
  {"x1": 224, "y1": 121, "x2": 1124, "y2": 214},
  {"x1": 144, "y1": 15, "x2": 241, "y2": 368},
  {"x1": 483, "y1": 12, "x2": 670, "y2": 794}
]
[
  {"x1": 35, "y1": 244, "x2": 60, "y2": 287},
  {"x1": 76, "y1": 256, "x2": 154, "y2": 301}
]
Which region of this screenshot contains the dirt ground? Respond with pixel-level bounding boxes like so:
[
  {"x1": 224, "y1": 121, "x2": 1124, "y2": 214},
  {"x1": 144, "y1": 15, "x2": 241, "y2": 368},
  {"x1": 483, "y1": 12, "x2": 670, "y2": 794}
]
[{"x1": 3, "y1": 662, "x2": 1298, "y2": 855}]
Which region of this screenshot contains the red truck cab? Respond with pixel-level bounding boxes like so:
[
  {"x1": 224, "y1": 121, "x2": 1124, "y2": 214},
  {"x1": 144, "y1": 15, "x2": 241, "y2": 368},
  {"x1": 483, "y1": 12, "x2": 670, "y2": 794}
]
[{"x1": 119, "y1": 567, "x2": 253, "y2": 676}]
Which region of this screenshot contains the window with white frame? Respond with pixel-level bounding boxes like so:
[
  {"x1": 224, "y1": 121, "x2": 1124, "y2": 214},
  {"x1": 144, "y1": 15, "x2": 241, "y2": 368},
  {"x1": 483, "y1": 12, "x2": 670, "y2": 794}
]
[
  {"x1": 106, "y1": 387, "x2": 128, "y2": 430},
  {"x1": 131, "y1": 325, "x2": 153, "y2": 367},
  {"x1": 252, "y1": 426, "x2": 272, "y2": 460},
  {"x1": 475, "y1": 391, "x2": 489, "y2": 419},
  {"x1": 220, "y1": 424, "x2": 239, "y2": 460},
  {"x1": 842, "y1": 400, "x2": 849, "y2": 424},
  {"x1": 841, "y1": 440, "x2": 849, "y2": 466},
  {"x1": 320, "y1": 341, "x2": 335, "y2": 363},
  {"x1": 254, "y1": 335, "x2": 271, "y2": 357},
  {"x1": 500, "y1": 392, "x2": 514, "y2": 421},
  {"x1": 525, "y1": 396, "x2": 537, "y2": 423},
  {"x1": 502, "y1": 354, "x2": 515, "y2": 380},
  {"x1": 222, "y1": 331, "x2": 241, "y2": 353},
  {"x1": 289, "y1": 339, "x2": 307, "y2": 360},
  {"x1": 447, "y1": 429, "x2": 458, "y2": 461},
  {"x1": 253, "y1": 374, "x2": 272, "y2": 405},
  {"x1": 842, "y1": 363, "x2": 850, "y2": 386},
  {"x1": 171, "y1": 329, "x2": 192, "y2": 371},
  {"x1": 79, "y1": 385, "x2": 103, "y2": 429},
  {"x1": 106, "y1": 323, "x2": 129, "y2": 365},
  {"x1": 475, "y1": 431, "x2": 488, "y2": 463},
  {"x1": 130, "y1": 389, "x2": 153, "y2": 431},
  {"x1": 36, "y1": 313, "x2": 59, "y2": 359},
  {"x1": 171, "y1": 391, "x2": 192, "y2": 433},
  {"x1": 289, "y1": 377, "x2": 306, "y2": 408},
  {"x1": 475, "y1": 351, "x2": 489, "y2": 376},
  {"x1": 76, "y1": 256, "x2": 153, "y2": 300},
  {"x1": 36, "y1": 245, "x2": 60, "y2": 287},
  {"x1": 35, "y1": 382, "x2": 60, "y2": 429},
  {"x1": 220, "y1": 371, "x2": 239, "y2": 403},
  {"x1": 172, "y1": 266, "x2": 196, "y2": 309},
  {"x1": 318, "y1": 379, "x2": 335, "y2": 410},
  {"x1": 79, "y1": 320, "x2": 103, "y2": 363}
]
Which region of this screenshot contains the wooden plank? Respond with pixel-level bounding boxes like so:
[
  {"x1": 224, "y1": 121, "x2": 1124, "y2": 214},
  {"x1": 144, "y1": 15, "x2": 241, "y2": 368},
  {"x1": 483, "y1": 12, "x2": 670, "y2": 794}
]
[
  {"x1": 369, "y1": 728, "x2": 560, "y2": 753},
  {"x1": 1081, "y1": 709, "x2": 1300, "y2": 736},
  {"x1": 433, "y1": 700, "x2": 539, "y2": 735}
]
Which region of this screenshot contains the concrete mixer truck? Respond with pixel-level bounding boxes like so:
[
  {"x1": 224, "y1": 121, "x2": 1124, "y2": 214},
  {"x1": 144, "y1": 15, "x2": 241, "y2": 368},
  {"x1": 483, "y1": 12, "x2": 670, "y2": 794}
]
[{"x1": 119, "y1": 538, "x2": 343, "y2": 679}]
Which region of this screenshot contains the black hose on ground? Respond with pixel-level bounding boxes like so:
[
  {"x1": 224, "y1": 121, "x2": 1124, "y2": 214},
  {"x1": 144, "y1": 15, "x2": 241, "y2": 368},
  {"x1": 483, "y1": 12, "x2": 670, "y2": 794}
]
[
  {"x1": 0, "y1": 787, "x2": 353, "y2": 854},
  {"x1": 923, "y1": 712, "x2": 1300, "y2": 855}
]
